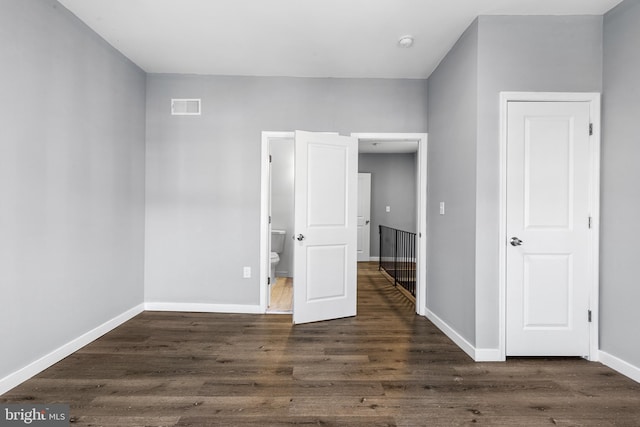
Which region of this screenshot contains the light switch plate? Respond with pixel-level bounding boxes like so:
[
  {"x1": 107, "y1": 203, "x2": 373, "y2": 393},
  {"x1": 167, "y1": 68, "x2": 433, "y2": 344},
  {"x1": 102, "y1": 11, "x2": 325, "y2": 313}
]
[
  {"x1": 386, "y1": 206, "x2": 391, "y2": 212},
  {"x1": 439, "y1": 202, "x2": 445, "y2": 215}
]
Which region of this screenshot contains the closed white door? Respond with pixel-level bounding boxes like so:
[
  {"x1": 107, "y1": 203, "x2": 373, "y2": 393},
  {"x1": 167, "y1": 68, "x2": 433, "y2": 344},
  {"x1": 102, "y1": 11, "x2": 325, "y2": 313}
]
[
  {"x1": 506, "y1": 101, "x2": 591, "y2": 356},
  {"x1": 357, "y1": 173, "x2": 371, "y2": 262},
  {"x1": 293, "y1": 131, "x2": 358, "y2": 324}
]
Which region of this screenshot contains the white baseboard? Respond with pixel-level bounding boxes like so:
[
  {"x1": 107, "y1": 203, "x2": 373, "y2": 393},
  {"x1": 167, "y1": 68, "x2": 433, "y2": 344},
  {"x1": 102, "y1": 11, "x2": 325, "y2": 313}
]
[
  {"x1": 425, "y1": 309, "x2": 475, "y2": 361},
  {"x1": 599, "y1": 350, "x2": 640, "y2": 384},
  {"x1": 144, "y1": 302, "x2": 264, "y2": 314},
  {"x1": 424, "y1": 309, "x2": 502, "y2": 362},
  {"x1": 368, "y1": 256, "x2": 380, "y2": 262},
  {"x1": 0, "y1": 303, "x2": 144, "y2": 396},
  {"x1": 474, "y1": 348, "x2": 503, "y2": 362}
]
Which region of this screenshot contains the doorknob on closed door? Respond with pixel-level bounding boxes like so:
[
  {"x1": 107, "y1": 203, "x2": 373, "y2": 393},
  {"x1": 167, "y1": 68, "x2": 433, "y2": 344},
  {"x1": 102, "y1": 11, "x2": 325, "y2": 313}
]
[
  {"x1": 295, "y1": 234, "x2": 305, "y2": 241},
  {"x1": 510, "y1": 237, "x2": 524, "y2": 246}
]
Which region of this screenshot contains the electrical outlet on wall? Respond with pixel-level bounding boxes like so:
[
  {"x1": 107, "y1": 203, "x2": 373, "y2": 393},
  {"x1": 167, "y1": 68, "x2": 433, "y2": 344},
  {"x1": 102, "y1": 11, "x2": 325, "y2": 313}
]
[{"x1": 243, "y1": 266, "x2": 251, "y2": 278}]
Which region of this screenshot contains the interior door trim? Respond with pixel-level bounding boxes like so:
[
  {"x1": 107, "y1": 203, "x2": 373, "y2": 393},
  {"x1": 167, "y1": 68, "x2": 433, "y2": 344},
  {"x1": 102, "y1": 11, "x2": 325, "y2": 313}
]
[
  {"x1": 498, "y1": 92, "x2": 601, "y2": 361},
  {"x1": 351, "y1": 133, "x2": 428, "y2": 317},
  {"x1": 260, "y1": 132, "x2": 428, "y2": 317}
]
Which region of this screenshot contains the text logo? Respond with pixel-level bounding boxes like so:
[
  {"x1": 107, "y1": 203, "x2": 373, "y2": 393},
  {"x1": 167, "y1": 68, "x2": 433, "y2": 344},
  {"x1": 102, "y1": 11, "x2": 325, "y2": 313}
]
[{"x1": 0, "y1": 405, "x2": 69, "y2": 426}]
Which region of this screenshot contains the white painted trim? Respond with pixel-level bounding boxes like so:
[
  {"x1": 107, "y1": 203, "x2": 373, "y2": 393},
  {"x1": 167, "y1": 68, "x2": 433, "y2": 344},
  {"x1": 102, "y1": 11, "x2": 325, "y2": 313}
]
[
  {"x1": 0, "y1": 304, "x2": 144, "y2": 395},
  {"x1": 427, "y1": 310, "x2": 502, "y2": 362},
  {"x1": 587, "y1": 95, "x2": 602, "y2": 363},
  {"x1": 426, "y1": 309, "x2": 475, "y2": 361},
  {"x1": 144, "y1": 303, "x2": 263, "y2": 314},
  {"x1": 351, "y1": 133, "x2": 428, "y2": 317},
  {"x1": 498, "y1": 92, "x2": 601, "y2": 361},
  {"x1": 261, "y1": 132, "x2": 428, "y2": 317},
  {"x1": 368, "y1": 256, "x2": 380, "y2": 262},
  {"x1": 417, "y1": 136, "x2": 428, "y2": 317},
  {"x1": 474, "y1": 348, "x2": 503, "y2": 362},
  {"x1": 599, "y1": 351, "x2": 640, "y2": 384}
]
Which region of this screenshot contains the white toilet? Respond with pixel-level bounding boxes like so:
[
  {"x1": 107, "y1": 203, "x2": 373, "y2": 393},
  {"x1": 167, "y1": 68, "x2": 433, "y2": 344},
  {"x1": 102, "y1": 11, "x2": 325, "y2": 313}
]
[{"x1": 270, "y1": 229, "x2": 286, "y2": 282}]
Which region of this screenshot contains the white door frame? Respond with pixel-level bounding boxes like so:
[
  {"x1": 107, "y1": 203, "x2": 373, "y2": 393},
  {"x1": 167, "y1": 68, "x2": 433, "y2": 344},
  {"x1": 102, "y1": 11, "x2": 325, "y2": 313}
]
[
  {"x1": 351, "y1": 133, "x2": 428, "y2": 317},
  {"x1": 357, "y1": 173, "x2": 372, "y2": 262},
  {"x1": 260, "y1": 132, "x2": 428, "y2": 317},
  {"x1": 498, "y1": 92, "x2": 601, "y2": 361}
]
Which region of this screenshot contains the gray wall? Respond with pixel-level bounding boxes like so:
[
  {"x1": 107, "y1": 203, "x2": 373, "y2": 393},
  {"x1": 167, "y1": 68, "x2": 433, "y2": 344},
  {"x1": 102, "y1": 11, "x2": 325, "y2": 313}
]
[
  {"x1": 475, "y1": 15, "x2": 603, "y2": 349},
  {"x1": 270, "y1": 139, "x2": 294, "y2": 277},
  {"x1": 426, "y1": 16, "x2": 603, "y2": 350},
  {"x1": 601, "y1": 0, "x2": 640, "y2": 369},
  {"x1": 426, "y1": 20, "x2": 479, "y2": 345},
  {"x1": 145, "y1": 75, "x2": 428, "y2": 305},
  {"x1": 0, "y1": 0, "x2": 146, "y2": 381},
  {"x1": 358, "y1": 153, "x2": 417, "y2": 257}
]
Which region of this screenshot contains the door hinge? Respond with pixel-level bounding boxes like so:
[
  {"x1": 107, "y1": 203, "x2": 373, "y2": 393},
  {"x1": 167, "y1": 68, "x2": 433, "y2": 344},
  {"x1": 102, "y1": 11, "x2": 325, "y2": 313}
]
[
  {"x1": 589, "y1": 123, "x2": 593, "y2": 136},
  {"x1": 269, "y1": 154, "x2": 272, "y2": 163},
  {"x1": 588, "y1": 310, "x2": 592, "y2": 322},
  {"x1": 588, "y1": 216, "x2": 592, "y2": 229},
  {"x1": 267, "y1": 277, "x2": 271, "y2": 285},
  {"x1": 269, "y1": 215, "x2": 272, "y2": 224}
]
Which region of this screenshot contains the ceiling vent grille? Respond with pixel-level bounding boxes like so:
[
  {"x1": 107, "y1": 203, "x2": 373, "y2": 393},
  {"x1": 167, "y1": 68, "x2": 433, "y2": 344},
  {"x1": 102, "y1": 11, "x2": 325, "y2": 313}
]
[{"x1": 171, "y1": 99, "x2": 201, "y2": 116}]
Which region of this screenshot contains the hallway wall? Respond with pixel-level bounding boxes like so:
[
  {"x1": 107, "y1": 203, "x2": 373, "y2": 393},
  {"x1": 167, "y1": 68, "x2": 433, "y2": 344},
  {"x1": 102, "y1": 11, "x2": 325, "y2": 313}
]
[
  {"x1": 427, "y1": 15, "x2": 603, "y2": 353},
  {"x1": 145, "y1": 75, "x2": 428, "y2": 306},
  {"x1": 0, "y1": 0, "x2": 146, "y2": 387},
  {"x1": 600, "y1": 0, "x2": 640, "y2": 373},
  {"x1": 359, "y1": 153, "x2": 417, "y2": 258},
  {"x1": 475, "y1": 14, "x2": 603, "y2": 350}
]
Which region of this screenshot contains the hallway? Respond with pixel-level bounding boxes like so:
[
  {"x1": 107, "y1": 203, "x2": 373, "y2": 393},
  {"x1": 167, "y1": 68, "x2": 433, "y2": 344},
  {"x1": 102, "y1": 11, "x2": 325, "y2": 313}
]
[{"x1": 2, "y1": 263, "x2": 639, "y2": 425}]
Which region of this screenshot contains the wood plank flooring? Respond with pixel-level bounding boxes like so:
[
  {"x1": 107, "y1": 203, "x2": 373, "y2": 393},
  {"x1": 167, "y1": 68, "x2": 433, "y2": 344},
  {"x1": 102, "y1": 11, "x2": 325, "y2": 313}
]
[
  {"x1": 3, "y1": 263, "x2": 640, "y2": 426},
  {"x1": 267, "y1": 277, "x2": 292, "y2": 313}
]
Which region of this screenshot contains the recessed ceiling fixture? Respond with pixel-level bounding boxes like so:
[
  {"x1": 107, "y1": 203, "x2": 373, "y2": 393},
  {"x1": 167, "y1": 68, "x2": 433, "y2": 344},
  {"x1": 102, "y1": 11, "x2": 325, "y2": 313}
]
[{"x1": 398, "y1": 35, "x2": 414, "y2": 48}]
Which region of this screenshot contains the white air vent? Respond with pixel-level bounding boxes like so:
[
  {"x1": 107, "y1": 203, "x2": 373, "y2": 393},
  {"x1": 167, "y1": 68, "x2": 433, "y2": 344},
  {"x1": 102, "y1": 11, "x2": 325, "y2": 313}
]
[{"x1": 171, "y1": 99, "x2": 201, "y2": 116}]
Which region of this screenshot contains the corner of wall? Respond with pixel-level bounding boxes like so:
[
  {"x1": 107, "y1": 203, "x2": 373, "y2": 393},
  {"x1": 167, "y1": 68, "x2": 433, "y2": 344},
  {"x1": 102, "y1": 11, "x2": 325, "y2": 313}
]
[{"x1": 0, "y1": 304, "x2": 144, "y2": 396}]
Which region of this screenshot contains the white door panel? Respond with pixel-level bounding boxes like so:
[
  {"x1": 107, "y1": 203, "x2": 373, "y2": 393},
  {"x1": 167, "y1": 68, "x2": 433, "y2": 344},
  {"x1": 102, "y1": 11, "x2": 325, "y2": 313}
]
[
  {"x1": 293, "y1": 131, "x2": 357, "y2": 324},
  {"x1": 357, "y1": 173, "x2": 371, "y2": 262},
  {"x1": 506, "y1": 101, "x2": 591, "y2": 356}
]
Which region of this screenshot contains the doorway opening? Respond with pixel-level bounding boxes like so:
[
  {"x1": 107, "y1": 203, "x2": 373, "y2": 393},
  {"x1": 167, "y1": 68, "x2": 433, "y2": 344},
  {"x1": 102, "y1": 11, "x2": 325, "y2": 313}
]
[
  {"x1": 264, "y1": 135, "x2": 294, "y2": 314},
  {"x1": 353, "y1": 133, "x2": 428, "y2": 316},
  {"x1": 259, "y1": 132, "x2": 427, "y2": 318}
]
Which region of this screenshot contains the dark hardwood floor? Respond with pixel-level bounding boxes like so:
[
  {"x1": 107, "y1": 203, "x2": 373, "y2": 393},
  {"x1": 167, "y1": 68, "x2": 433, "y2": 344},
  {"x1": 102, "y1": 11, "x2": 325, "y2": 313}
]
[{"x1": 3, "y1": 263, "x2": 640, "y2": 426}]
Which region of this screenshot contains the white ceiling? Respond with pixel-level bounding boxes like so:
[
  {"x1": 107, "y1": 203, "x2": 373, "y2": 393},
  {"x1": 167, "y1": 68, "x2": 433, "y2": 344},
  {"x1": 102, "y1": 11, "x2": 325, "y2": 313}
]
[{"x1": 57, "y1": 0, "x2": 622, "y2": 79}]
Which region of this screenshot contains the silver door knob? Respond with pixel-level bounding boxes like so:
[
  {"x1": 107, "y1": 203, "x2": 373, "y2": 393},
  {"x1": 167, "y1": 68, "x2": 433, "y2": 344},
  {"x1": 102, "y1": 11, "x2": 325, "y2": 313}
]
[
  {"x1": 510, "y1": 237, "x2": 523, "y2": 246},
  {"x1": 296, "y1": 234, "x2": 305, "y2": 241},
  {"x1": 365, "y1": 220, "x2": 370, "y2": 225}
]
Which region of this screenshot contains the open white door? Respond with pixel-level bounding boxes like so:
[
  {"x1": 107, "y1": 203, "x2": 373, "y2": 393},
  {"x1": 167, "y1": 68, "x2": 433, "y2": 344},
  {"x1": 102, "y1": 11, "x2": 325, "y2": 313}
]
[
  {"x1": 293, "y1": 131, "x2": 358, "y2": 324},
  {"x1": 357, "y1": 173, "x2": 371, "y2": 262}
]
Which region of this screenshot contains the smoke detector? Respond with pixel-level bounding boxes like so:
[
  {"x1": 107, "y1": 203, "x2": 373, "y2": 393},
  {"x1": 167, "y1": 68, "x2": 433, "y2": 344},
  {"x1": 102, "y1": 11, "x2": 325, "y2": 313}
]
[{"x1": 398, "y1": 35, "x2": 414, "y2": 48}]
